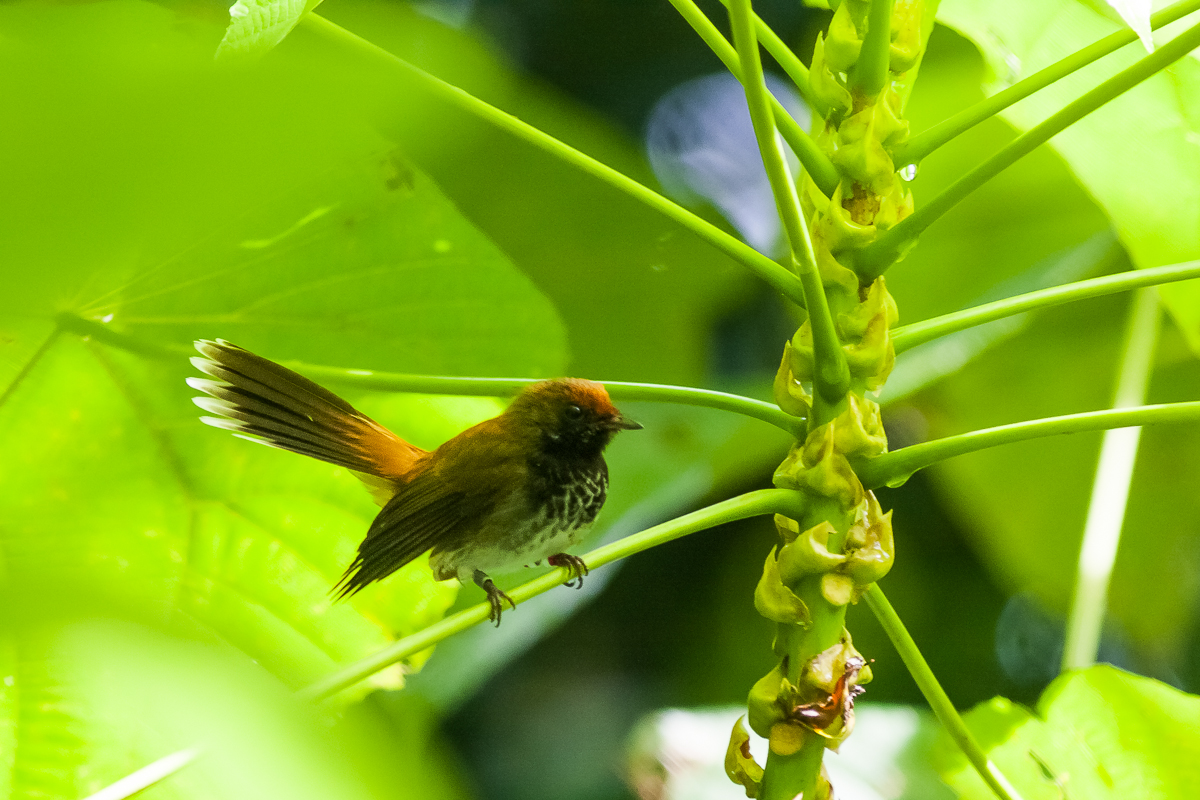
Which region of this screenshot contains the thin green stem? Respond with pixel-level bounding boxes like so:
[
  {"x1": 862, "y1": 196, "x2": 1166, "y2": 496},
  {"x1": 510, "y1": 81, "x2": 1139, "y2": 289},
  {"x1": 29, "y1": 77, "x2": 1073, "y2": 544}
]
[
  {"x1": 0, "y1": 327, "x2": 61, "y2": 411},
  {"x1": 891, "y1": 260, "x2": 1200, "y2": 353},
  {"x1": 83, "y1": 489, "x2": 804, "y2": 797},
  {"x1": 851, "y1": 0, "x2": 893, "y2": 97},
  {"x1": 728, "y1": 0, "x2": 850, "y2": 423},
  {"x1": 54, "y1": 314, "x2": 804, "y2": 435},
  {"x1": 898, "y1": 0, "x2": 1200, "y2": 164},
  {"x1": 666, "y1": 0, "x2": 838, "y2": 195},
  {"x1": 295, "y1": 362, "x2": 806, "y2": 435},
  {"x1": 857, "y1": 19, "x2": 1200, "y2": 278},
  {"x1": 298, "y1": 14, "x2": 806, "y2": 305},
  {"x1": 864, "y1": 585, "x2": 1026, "y2": 800},
  {"x1": 1062, "y1": 290, "x2": 1160, "y2": 671},
  {"x1": 299, "y1": 488, "x2": 803, "y2": 701},
  {"x1": 712, "y1": 0, "x2": 823, "y2": 113},
  {"x1": 856, "y1": 401, "x2": 1200, "y2": 489}
]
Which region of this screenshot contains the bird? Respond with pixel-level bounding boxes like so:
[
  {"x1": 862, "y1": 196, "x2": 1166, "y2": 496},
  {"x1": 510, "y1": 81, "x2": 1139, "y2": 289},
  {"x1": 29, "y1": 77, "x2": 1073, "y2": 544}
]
[{"x1": 186, "y1": 339, "x2": 642, "y2": 625}]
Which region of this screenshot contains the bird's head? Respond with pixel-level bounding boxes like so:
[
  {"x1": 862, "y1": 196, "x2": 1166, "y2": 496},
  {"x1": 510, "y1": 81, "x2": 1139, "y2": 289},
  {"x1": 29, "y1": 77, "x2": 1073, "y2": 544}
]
[{"x1": 507, "y1": 379, "x2": 642, "y2": 459}]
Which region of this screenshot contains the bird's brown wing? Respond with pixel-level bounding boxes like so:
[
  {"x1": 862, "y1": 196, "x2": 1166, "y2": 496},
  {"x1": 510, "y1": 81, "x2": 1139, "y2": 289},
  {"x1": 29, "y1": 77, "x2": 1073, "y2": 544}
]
[
  {"x1": 334, "y1": 418, "x2": 530, "y2": 597},
  {"x1": 188, "y1": 340, "x2": 425, "y2": 495},
  {"x1": 333, "y1": 470, "x2": 493, "y2": 597}
]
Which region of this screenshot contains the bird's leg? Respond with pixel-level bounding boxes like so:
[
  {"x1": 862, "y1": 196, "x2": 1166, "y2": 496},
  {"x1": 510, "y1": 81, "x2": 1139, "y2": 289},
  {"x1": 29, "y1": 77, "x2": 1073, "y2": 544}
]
[
  {"x1": 474, "y1": 569, "x2": 516, "y2": 627},
  {"x1": 548, "y1": 553, "x2": 589, "y2": 589}
]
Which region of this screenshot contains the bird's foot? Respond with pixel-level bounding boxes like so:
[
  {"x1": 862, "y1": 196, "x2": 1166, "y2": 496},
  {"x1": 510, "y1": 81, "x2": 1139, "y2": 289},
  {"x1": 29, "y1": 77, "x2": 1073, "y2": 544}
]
[
  {"x1": 548, "y1": 553, "x2": 589, "y2": 589},
  {"x1": 474, "y1": 570, "x2": 516, "y2": 627}
]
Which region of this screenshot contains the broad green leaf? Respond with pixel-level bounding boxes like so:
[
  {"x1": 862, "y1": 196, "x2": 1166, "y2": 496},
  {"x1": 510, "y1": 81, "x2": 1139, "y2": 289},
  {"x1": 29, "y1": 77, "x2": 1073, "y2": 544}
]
[
  {"x1": 0, "y1": 619, "x2": 468, "y2": 799},
  {"x1": 938, "y1": 666, "x2": 1200, "y2": 799},
  {"x1": 936, "y1": 0, "x2": 1200, "y2": 354},
  {"x1": 0, "y1": 0, "x2": 564, "y2": 776},
  {"x1": 216, "y1": 0, "x2": 325, "y2": 60},
  {"x1": 917, "y1": 286, "x2": 1200, "y2": 657}
]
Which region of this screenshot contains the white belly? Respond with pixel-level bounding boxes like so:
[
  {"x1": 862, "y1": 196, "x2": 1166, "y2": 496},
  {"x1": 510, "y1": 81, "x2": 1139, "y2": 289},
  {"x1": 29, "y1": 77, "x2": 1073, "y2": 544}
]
[{"x1": 428, "y1": 491, "x2": 592, "y2": 582}]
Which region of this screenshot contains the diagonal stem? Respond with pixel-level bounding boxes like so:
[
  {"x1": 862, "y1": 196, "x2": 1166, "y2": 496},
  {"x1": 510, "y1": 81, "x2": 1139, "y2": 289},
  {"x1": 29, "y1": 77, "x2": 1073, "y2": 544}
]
[
  {"x1": 1061, "y1": 290, "x2": 1160, "y2": 670},
  {"x1": 79, "y1": 489, "x2": 805, "y2": 799},
  {"x1": 728, "y1": 0, "x2": 850, "y2": 424},
  {"x1": 891, "y1": 260, "x2": 1200, "y2": 353},
  {"x1": 298, "y1": 13, "x2": 811, "y2": 304},
  {"x1": 864, "y1": 585, "x2": 1025, "y2": 800},
  {"x1": 857, "y1": 19, "x2": 1200, "y2": 278},
  {"x1": 712, "y1": 0, "x2": 823, "y2": 113},
  {"x1": 857, "y1": 401, "x2": 1200, "y2": 489},
  {"x1": 302, "y1": 488, "x2": 802, "y2": 700},
  {"x1": 898, "y1": 0, "x2": 1200, "y2": 164},
  {"x1": 665, "y1": 0, "x2": 838, "y2": 194}
]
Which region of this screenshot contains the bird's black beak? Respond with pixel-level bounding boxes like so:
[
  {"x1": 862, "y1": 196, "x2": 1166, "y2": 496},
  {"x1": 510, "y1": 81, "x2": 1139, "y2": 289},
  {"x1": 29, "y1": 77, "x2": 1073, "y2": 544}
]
[{"x1": 610, "y1": 413, "x2": 643, "y2": 431}]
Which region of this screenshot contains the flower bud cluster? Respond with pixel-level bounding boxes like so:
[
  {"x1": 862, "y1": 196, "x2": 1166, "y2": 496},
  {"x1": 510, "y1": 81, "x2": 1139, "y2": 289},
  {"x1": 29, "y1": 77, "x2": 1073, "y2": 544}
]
[{"x1": 730, "y1": 1, "x2": 929, "y2": 792}]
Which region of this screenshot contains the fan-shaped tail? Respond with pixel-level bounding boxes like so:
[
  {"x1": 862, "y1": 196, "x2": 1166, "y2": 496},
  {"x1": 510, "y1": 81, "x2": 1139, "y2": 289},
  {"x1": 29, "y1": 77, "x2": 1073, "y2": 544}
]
[{"x1": 187, "y1": 340, "x2": 425, "y2": 485}]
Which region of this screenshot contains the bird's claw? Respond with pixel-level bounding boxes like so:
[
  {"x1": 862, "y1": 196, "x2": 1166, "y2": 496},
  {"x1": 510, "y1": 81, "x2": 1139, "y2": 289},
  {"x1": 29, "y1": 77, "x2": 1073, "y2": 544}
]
[
  {"x1": 548, "y1": 553, "x2": 589, "y2": 589},
  {"x1": 474, "y1": 570, "x2": 516, "y2": 627}
]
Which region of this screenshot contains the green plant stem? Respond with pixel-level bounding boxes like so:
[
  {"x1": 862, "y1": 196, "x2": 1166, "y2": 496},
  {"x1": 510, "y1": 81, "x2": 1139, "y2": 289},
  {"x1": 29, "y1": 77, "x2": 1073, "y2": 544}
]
[
  {"x1": 897, "y1": 0, "x2": 1200, "y2": 164},
  {"x1": 864, "y1": 585, "x2": 1026, "y2": 800},
  {"x1": 851, "y1": 0, "x2": 893, "y2": 97},
  {"x1": 857, "y1": 19, "x2": 1200, "y2": 278},
  {"x1": 298, "y1": 15, "x2": 807, "y2": 306},
  {"x1": 712, "y1": 0, "x2": 823, "y2": 112},
  {"x1": 82, "y1": 489, "x2": 805, "y2": 798},
  {"x1": 891, "y1": 260, "x2": 1200, "y2": 353},
  {"x1": 856, "y1": 401, "x2": 1200, "y2": 489},
  {"x1": 728, "y1": 0, "x2": 850, "y2": 423},
  {"x1": 300, "y1": 488, "x2": 803, "y2": 700},
  {"x1": 1062, "y1": 290, "x2": 1160, "y2": 671},
  {"x1": 665, "y1": 0, "x2": 838, "y2": 194},
  {"x1": 53, "y1": 314, "x2": 804, "y2": 435}
]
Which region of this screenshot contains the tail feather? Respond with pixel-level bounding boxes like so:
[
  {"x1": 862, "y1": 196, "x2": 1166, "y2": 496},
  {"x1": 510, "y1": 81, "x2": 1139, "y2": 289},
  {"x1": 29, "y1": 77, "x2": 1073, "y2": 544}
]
[{"x1": 188, "y1": 339, "x2": 425, "y2": 481}]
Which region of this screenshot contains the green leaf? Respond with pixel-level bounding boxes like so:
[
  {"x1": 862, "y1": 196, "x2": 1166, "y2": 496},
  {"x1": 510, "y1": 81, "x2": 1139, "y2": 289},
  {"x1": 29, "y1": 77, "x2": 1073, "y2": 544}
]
[
  {"x1": 0, "y1": 0, "x2": 565, "y2": 699},
  {"x1": 0, "y1": 619, "x2": 468, "y2": 799},
  {"x1": 883, "y1": 26, "x2": 1113, "y2": 338},
  {"x1": 936, "y1": 0, "x2": 1200, "y2": 354},
  {"x1": 917, "y1": 287, "x2": 1200, "y2": 660},
  {"x1": 215, "y1": 0, "x2": 325, "y2": 60},
  {"x1": 938, "y1": 666, "x2": 1200, "y2": 799}
]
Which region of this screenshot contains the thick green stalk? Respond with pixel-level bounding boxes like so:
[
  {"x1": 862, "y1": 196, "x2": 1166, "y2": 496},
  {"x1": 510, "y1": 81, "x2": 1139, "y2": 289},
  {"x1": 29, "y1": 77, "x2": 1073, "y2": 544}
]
[
  {"x1": 857, "y1": 19, "x2": 1200, "y2": 277},
  {"x1": 665, "y1": 0, "x2": 838, "y2": 194},
  {"x1": 864, "y1": 586, "x2": 1025, "y2": 800},
  {"x1": 728, "y1": 0, "x2": 850, "y2": 423},
  {"x1": 1062, "y1": 290, "x2": 1160, "y2": 670},
  {"x1": 851, "y1": 0, "x2": 893, "y2": 97},
  {"x1": 857, "y1": 401, "x2": 1200, "y2": 489},
  {"x1": 891, "y1": 260, "x2": 1200, "y2": 353},
  {"x1": 898, "y1": 0, "x2": 1200, "y2": 164},
  {"x1": 297, "y1": 13, "x2": 808, "y2": 305}
]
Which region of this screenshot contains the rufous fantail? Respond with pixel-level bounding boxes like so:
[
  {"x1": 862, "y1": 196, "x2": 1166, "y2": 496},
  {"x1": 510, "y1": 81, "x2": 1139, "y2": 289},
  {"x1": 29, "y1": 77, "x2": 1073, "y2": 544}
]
[{"x1": 187, "y1": 340, "x2": 641, "y2": 625}]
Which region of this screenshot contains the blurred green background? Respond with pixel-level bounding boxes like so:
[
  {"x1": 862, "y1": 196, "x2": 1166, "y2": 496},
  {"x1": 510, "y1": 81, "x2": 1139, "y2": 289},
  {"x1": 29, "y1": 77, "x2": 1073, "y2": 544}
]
[{"x1": 1, "y1": 0, "x2": 1199, "y2": 798}]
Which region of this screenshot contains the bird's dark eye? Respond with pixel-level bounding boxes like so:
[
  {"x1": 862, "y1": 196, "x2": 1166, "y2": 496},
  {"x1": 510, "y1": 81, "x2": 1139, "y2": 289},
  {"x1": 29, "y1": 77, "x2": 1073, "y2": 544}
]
[{"x1": 565, "y1": 404, "x2": 583, "y2": 419}]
